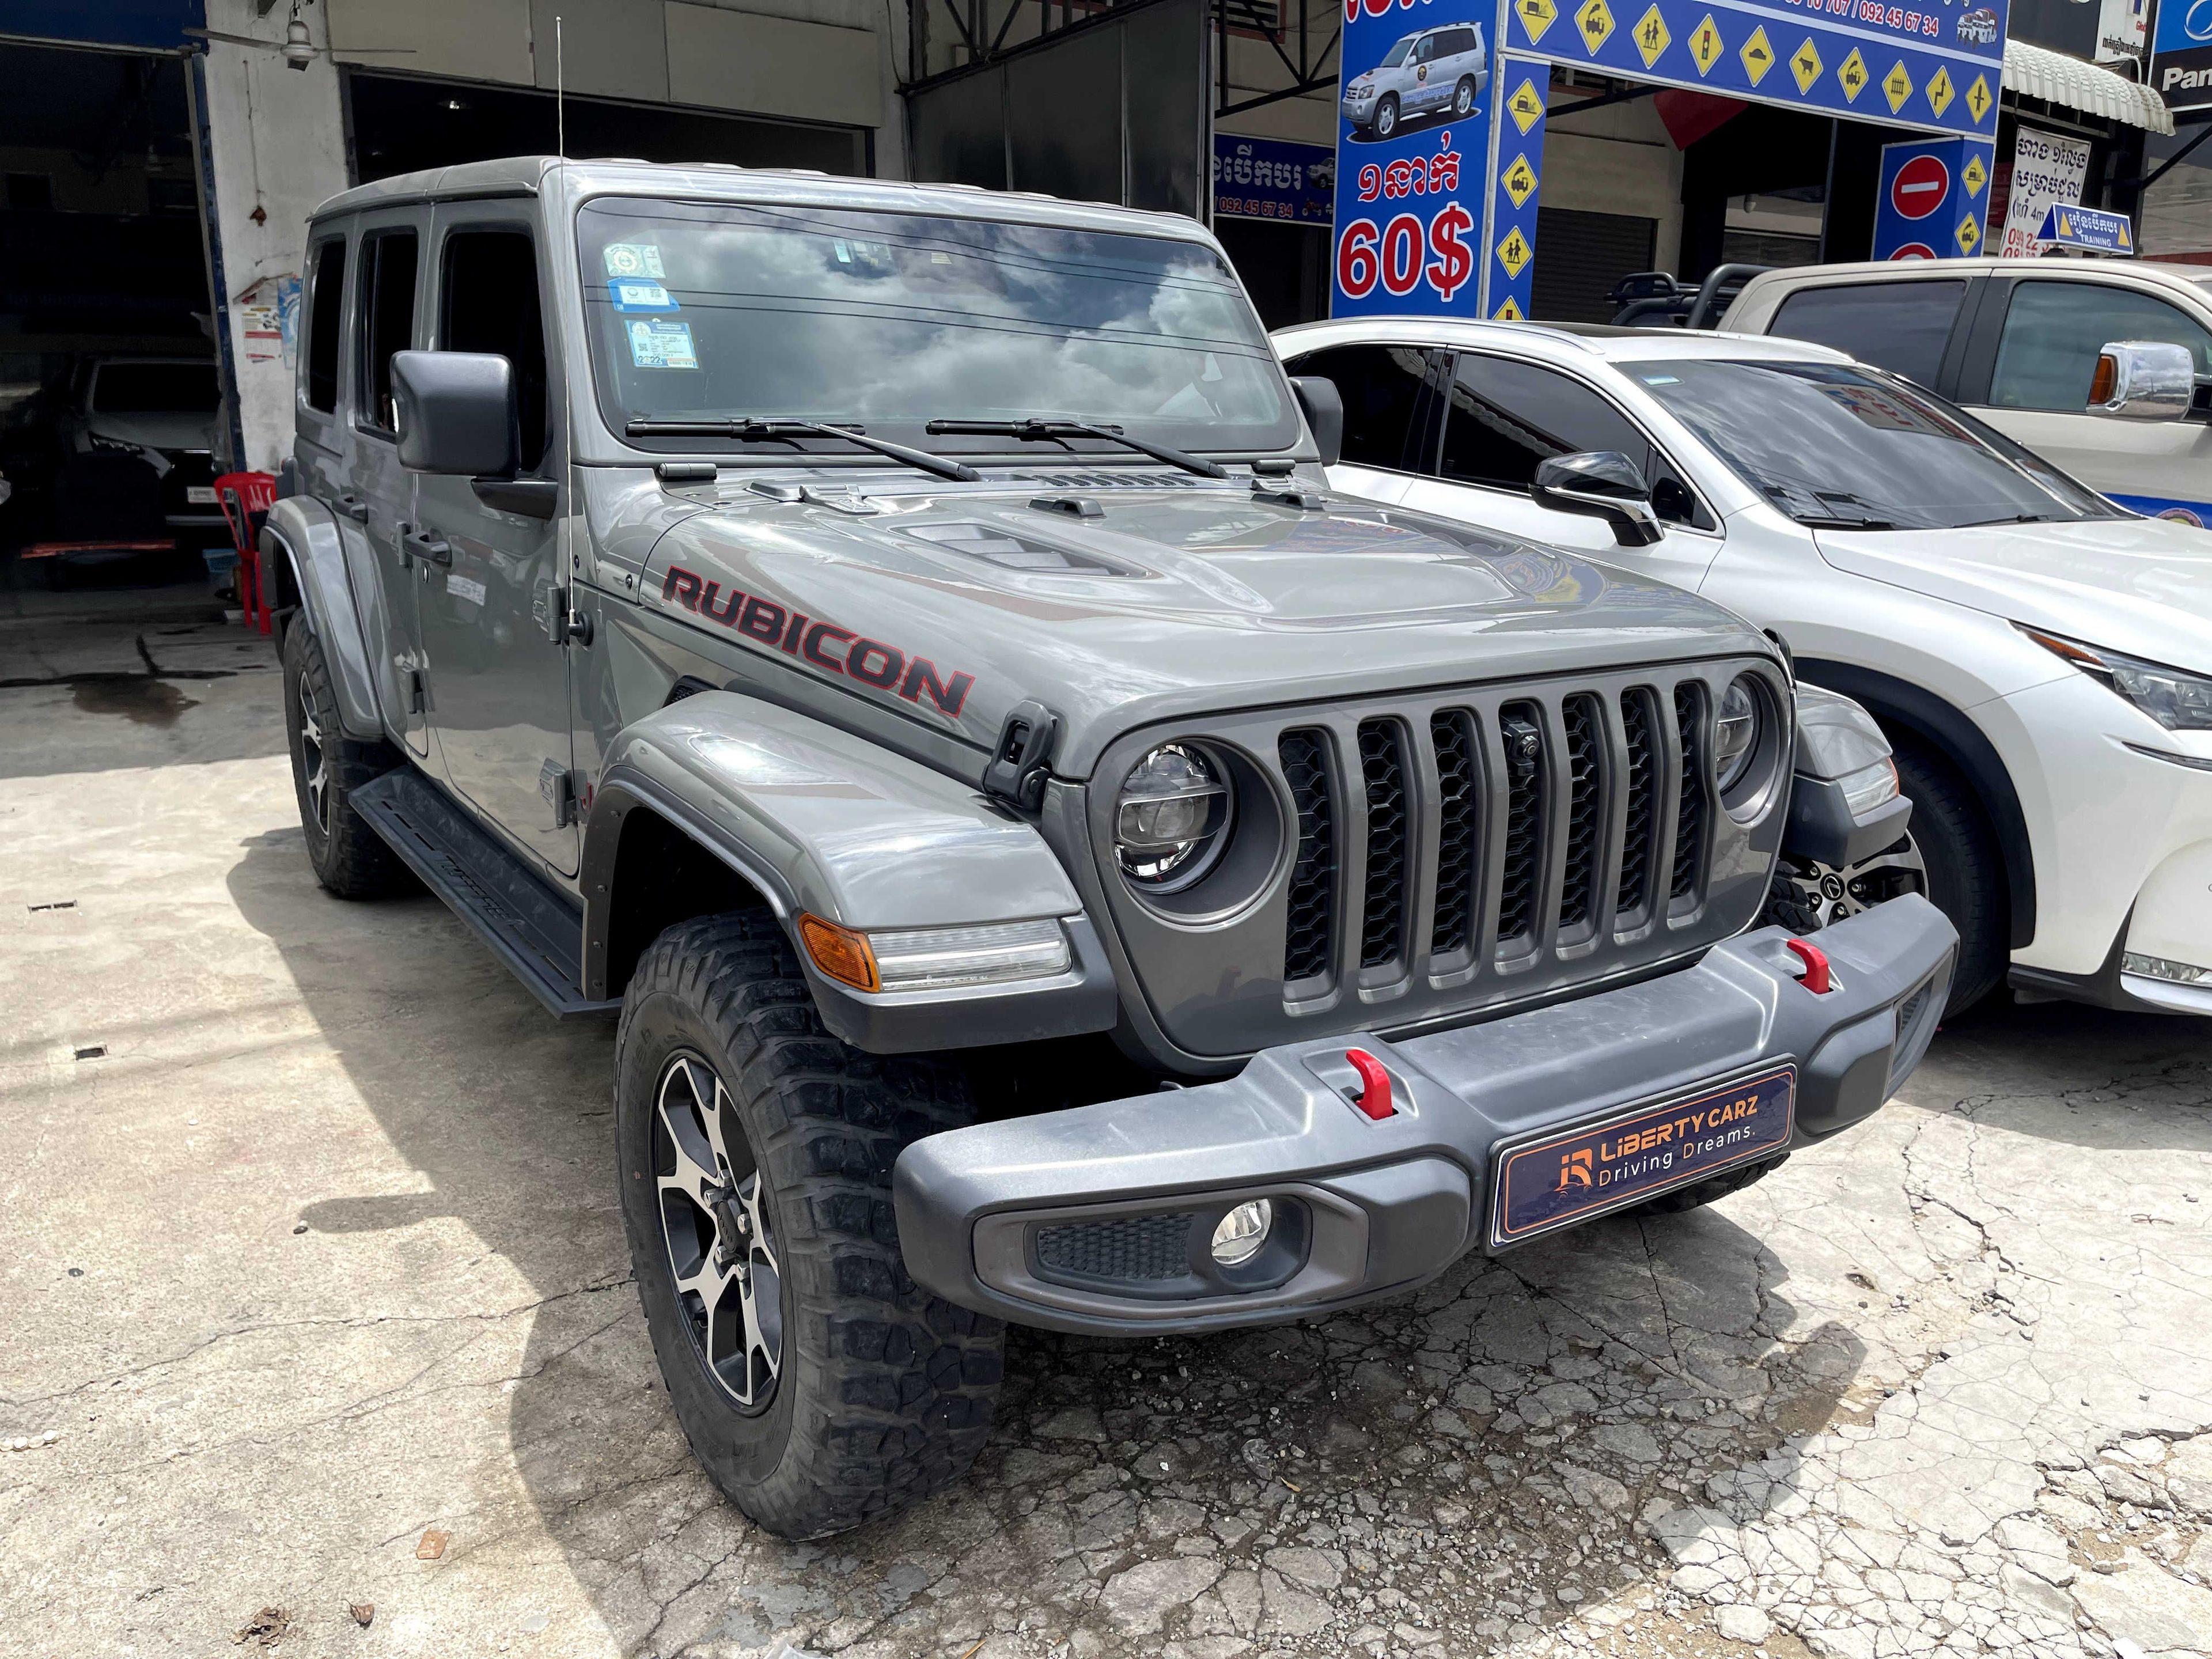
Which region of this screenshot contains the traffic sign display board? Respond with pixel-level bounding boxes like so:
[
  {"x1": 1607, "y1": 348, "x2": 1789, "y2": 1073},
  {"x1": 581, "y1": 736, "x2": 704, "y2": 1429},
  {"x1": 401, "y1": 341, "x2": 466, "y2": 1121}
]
[{"x1": 1872, "y1": 134, "x2": 1997, "y2": 262}]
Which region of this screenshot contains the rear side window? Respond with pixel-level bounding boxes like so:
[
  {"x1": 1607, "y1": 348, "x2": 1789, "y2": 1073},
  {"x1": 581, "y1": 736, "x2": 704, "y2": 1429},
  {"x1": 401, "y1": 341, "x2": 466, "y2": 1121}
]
[
  {"x1": 356, "y1": 230, "x2": 419, "y2": 434},
  {"x1": 1988, "y1": 281, "x2": 2212, "y2": 411},
  {"x1": 1283, "y1": 343, "x2": 1431, "y2": 472},
  {"x1": 1443, "y1": 26, "x2": 1479, "y2": 53},
  {"x1": 1767, "y1": 280, "x2": 1965, "y2": 382},
  {"x1": 304, "y1": 237, "x2": 346, "y2": 414},
  {"x1": 441, "y1": 229, "x2": 548, "y2": 471}
]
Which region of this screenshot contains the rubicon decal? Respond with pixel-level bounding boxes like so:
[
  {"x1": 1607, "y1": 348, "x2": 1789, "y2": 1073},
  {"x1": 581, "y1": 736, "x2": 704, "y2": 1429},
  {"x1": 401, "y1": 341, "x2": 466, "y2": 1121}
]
[
  {"x1": 661, "y1": 565, "x2": 975, "y2": 718},
  {"x1": 1488, "y1": 1066, "x2": 1796, "y2": 1247}
]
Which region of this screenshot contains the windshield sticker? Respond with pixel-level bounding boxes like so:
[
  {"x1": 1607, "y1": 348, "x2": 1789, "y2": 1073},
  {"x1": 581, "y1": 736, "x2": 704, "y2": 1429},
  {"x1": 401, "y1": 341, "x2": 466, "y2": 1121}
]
[
  {"x1": 608, "y1": 278, "x2": 677, "y2": 312},
  {"x1": 603, "y1": 242, "x2": 665, "y2": 279},
  {"x1": 1639, "y1": 373, "x2": 1680, "y2": 385},
  {"x1": 627, "y1": 319, "x2": 697, "y2": 370}
]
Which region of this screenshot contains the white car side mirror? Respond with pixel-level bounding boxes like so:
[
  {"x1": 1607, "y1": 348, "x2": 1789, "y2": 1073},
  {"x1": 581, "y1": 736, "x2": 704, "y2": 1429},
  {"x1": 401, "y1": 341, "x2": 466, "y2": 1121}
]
[{"x1": 2088, "y1": 340, "x2": 2195, "y2": 422}]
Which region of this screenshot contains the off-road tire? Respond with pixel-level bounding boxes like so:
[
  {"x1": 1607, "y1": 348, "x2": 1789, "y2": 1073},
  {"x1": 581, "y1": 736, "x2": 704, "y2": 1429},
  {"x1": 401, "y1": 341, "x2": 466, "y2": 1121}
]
[
  {"x1": 1889, "y1": 737, "x2": 2006, "y2": 1013},
  {"x1": 615, "y1": 911, "x2": 1004, "y2": 1540},
  {"x1": 1755, "y1": 868, "x2": 1823, "y2": 936},
  {"x1": 281, "y1": 622, "x2": 411, "y2": 899},
  {"x1": 1627, "y1": 1154, "x2": 1789, "y2": 1217}
]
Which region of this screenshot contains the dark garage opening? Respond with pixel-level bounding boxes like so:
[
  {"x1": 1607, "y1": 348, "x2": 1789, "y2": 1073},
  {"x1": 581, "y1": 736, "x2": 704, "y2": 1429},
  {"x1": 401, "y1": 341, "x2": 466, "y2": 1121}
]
[
  {"x1": 342, "y1": 71, "x2": 871, "y2": 184},
  {"x1": 0, "y1": 40, "x2": 225, "y2": 600}
]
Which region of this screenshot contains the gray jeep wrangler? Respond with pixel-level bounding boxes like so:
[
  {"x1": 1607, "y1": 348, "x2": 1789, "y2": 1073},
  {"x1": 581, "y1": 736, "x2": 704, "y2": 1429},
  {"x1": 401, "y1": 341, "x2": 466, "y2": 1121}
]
[{"x1": 263, "y1": 157, "x2": 1957, "y2": 1540}]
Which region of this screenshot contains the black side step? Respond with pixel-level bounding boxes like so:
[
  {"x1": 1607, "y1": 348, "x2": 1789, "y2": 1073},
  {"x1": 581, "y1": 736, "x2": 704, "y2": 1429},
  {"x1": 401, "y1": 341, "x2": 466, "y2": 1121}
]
[{"x1": 351, "y1": 768, "x2": 618, "y2": 1018}]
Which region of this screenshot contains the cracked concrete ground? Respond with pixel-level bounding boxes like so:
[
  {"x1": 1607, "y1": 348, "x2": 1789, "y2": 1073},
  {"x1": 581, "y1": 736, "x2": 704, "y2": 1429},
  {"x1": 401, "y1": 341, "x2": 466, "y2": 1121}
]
[{"x1": 4, "y1": 602, "x2": 2210, "y2": 1659}]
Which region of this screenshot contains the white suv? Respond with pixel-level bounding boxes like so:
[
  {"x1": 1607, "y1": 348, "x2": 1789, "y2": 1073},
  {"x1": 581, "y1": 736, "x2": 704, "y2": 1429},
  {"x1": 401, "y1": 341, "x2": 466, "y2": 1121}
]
[
  {"x1": 1278, "y1": 318, "x2": 2212, "y2": 1018},
  {"x1": 1722, "y1": 258, "x2": 2212, "y2": 527},
  {"x1": 1341, "y1": 23, "x2": 1488, "y2": 140}
]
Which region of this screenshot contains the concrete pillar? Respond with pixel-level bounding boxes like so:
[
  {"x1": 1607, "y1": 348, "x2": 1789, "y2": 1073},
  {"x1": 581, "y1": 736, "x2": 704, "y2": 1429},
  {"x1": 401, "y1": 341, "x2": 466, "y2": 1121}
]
[{"x1": 196, "y1": 0, "x2": 351, "y2": 474}]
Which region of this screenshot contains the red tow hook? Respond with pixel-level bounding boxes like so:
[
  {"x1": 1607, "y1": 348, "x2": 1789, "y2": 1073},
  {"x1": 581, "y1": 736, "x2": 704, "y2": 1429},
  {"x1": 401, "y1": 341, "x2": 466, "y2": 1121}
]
[
  {"x1": 1346, "y1": 1048, "x2": 1395, "y2": 1119},
  {"x1": 1785, "y1": 937, "x2": 1833, "y2": 995}
]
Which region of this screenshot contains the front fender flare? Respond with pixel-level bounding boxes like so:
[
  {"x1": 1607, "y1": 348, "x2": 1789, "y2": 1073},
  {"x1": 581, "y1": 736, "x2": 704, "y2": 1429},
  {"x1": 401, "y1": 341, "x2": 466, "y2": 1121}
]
[
  {"x1": 579, "y1": 691, "x2": 1118, "y2": 1049},
  {"x1": 262, "y1": 497, "x2": 384, "y2": 740}
]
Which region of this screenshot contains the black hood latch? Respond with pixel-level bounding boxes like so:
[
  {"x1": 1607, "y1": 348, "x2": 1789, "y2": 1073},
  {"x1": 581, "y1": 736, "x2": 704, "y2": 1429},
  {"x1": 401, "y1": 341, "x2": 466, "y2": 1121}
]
[{"x1": 983, "y1": 699, "x2": 1060, "y2": 812}]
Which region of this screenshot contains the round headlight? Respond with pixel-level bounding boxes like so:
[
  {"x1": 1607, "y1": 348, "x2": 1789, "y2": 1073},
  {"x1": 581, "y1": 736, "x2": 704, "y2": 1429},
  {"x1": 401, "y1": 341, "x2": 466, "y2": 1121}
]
[
  {"x1": 1714, "y1": 675, "x2": 1764, "y2": 792},
  {"x1": 1116, "y1": 743, "x2": 1231, "y2": 891}
]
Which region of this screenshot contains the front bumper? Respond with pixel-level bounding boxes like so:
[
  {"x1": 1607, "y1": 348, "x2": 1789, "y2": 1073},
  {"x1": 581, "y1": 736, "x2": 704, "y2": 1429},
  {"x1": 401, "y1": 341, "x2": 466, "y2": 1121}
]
[{"x1": 893, "y1": 897, "x2": 1956, "y2": 1335}]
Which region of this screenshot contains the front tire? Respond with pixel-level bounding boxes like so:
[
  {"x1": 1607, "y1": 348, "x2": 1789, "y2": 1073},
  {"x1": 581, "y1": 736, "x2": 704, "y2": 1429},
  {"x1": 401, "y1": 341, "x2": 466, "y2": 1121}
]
[
  {"x1": 1373, "y1": 93, "x2": 1399, "y2": 138},
  {"x1": 1889, "y1": 738, "x2": 2008, "y2": 1013},
  {"x1": 615, "y1": 911, "x2": 1004, "y2": 1539},
  {"x1": 280, "y1": 622, "x2": 410, "y2": 899}
]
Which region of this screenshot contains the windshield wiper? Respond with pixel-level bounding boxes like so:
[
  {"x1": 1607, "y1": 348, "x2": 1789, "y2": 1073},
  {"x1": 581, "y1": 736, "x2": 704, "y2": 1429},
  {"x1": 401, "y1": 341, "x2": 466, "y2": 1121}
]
[
  {"x1": 1958, "y1": 511, "x2": 2055, "y2": 527},
  {"x1": 925, "y1": 418, "x2": 1229, "y2": 480},
  {"x1": 624, "y1": 417, "x2": 980, "y2": 483},
  {"x1": 1795, "y1": 514, "x2": 1899, "y2": 531}
]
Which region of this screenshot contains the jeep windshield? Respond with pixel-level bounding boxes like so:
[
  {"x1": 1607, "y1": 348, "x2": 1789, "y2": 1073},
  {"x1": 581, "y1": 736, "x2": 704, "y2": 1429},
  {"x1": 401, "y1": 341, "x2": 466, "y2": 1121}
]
[
  {"x1": 578, "y1": 198, "x2": 1298, "y2": 461},
  {"x1": 1630, "y1": 359, "x2": 2117, "y2": 531}
]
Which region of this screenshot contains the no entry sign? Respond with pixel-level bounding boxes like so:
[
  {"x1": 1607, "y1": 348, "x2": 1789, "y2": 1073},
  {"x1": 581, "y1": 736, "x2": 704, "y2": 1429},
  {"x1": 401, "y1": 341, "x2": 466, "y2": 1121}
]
[{"x1": 1891, "y1": 154, "x2": 1949, "y2": 220}]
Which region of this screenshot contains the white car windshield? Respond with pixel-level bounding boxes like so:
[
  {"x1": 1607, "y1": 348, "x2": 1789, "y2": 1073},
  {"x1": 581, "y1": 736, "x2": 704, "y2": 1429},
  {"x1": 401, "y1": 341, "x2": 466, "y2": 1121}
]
[
  {"x1": 1378, "y1": 36, "x2": 1418, "y2": 66},
  {"x1": 1631, "y1": 359, "x2": 2118, "y2": 529},
  {"x1": 579, "y1": 198, "x2": 1297, "y2": 458}
]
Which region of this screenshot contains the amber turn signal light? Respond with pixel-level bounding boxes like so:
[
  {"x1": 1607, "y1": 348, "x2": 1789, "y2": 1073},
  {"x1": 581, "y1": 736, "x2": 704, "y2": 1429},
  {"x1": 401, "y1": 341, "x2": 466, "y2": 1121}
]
[
  {"x1": 800, "y1": 913, "x2": 880, "y2": 993},
  {"x1": 2088, "y1": 351, "x2": 2116, "y2": 406}
]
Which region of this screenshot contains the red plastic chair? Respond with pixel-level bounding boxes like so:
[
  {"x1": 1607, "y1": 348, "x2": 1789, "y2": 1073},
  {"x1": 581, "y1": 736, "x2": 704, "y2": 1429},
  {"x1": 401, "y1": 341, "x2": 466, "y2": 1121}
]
[{"x1": 214, "y1": 471, "x2": 278, "y2": 633}]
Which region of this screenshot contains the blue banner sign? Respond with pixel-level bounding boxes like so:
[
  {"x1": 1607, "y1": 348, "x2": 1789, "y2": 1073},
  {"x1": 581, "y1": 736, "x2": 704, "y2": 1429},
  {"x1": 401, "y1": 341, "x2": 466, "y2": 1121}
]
[
  {"x1": 2150, "y1": 0, "x2": 2212, "y2": 116},
  {"x1": 1487, "y1": 60, "x2": 1550, "y2": 320},
  {"x1": 1214, "y1": 134, "x2": 1337, "y2": 225},
  {"x1": 1330, "y1": 3, "x2": 1498, "y2": 317},
  {"x1": 1870, "y1": 133, "x2": 1995, "y2": 259},
  {"x1": 2038, "y1": 202, "x2": 2137, "y2": 254},
  {"x1": 1506, "y1": 0, "x2": 2005, "y2": 137}
]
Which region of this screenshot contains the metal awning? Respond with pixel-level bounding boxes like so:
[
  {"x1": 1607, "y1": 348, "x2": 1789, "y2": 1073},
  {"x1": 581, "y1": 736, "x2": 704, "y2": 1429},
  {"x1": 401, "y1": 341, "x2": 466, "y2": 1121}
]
[{"x1": 2003, "y1": 38, "x2": 2174, "y2": 135}]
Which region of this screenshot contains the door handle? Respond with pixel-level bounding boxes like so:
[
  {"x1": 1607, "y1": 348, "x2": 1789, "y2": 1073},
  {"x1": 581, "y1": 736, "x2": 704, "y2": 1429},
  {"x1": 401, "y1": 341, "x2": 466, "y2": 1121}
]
[
  {"x1": 405, "y1": 527, "x2": 453, "y2": 567},
  {"x1": 336, "y1": 494, "x2": 370, "y2": 522}
]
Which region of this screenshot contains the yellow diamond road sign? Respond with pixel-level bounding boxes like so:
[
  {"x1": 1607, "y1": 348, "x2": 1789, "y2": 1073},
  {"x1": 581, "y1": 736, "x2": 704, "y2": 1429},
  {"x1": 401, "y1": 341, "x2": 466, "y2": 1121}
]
[
  {"x1": 1838, "y1": 47, "x2": 1868, "y2": 102},
  {"x1": 1790, "y1": 37, "x2": 1823, "y2": 94},
  {"x1": 1740, "y1": 25, "x2": 1775, "y2": 85},
  {"x1": 1497, "y1": 225, "x2": 1533, "y2": 279},
  {"x1": 1576, "y1": 0, "x2": 1615, "y2": 54},
  {"x1": 1517, "y1": 0, "x2": 1559, "y2": 44},
  {"x1": 1494, "y1": 296, "x2": 1526, "y2": 322},
  {"x1": 1963, "y1": 153, "x2": 1988, "y2": 196},
  {"x1": 1502, "y1": 153, "x2": 1539, "y2": 208},
  {"x1": 1956, "y1": 213, "x2": 1980, "y2": 255},
  {"x1": 1883, "y1": 60, "x2": 1913, "y2": 113},
  {"x1": 1926, "y1": 64, "x2": 1955, "y2": 119},
  {"x1": 1966, "y1": 73, "x2": 1993, "y2": 123},
  {"x1": 1634, "y1": 3, "x2": 1671, "y2": 66},
  {"x1": 1689, "y1": 14, "x2": 1724, "y2": 75},
  {"x1": 1508, "y1": 77, "x2": 1547, "y2": 132}
]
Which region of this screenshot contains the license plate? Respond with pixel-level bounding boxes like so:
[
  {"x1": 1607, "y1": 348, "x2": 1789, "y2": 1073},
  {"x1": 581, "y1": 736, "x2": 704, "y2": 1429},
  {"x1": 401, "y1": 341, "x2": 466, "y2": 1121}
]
[
  {"x1": 185, "y1": 486, "x2": 218, "y2": 504},
  {"x1": 1488, "y1": 1065, "x2": 1796, "y2": 1248}
]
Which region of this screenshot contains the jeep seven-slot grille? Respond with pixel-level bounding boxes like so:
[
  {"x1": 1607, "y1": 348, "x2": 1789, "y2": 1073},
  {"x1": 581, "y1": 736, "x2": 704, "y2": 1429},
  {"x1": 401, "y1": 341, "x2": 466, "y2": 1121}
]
[
  {"x1": 1275, "y1": 677, "x2": 1718, "y2": 988},
  {"x1": 1279, "y1": 730, "x2": 1336, "y2": 983},
  {"x1": 1672, "y1": 683, "x2": 1707, "y2": 902},
  {"x1": 1357, "y1": 720, "x2": 1409, "y2": 968},
  {"x1": 1618, "y1": 690, "x2": 1657, "y2": 921},
  {"x1": 1429, "y1": 711, "x2": 1479, "y2": 957}
]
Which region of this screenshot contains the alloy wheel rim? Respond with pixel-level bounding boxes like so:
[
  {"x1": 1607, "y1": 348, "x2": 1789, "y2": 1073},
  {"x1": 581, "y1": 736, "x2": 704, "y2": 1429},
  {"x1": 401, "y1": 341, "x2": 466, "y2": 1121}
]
[
  {"x1": 1455, "y1": 81, "x2": 1472, "y2": 114},
  {"x1": 1787, "y1": 835, "x2": 1928, "y2": 930},
  {"x1": 298, "y1": 679, "x2": 328, "y2": 831},
  {"x1": 652, "y1": 1052, "x2": 783, "y2": 1412},
  {"x1": 1377, "y1": 101, "x2": 1396, "y2": 136}
]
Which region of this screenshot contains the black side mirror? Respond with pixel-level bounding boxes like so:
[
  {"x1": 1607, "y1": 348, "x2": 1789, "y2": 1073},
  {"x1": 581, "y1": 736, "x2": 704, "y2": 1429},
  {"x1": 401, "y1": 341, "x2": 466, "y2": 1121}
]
[
  {"x1": 391, "y1": 350, "x2": 517, "y2": 478},
  {"x1": 1290, "y1": 376, "x2": 1344, "y2": 469},
  {"x1": 1531, "y1": 450, "x2": 1664, "y2": 547}
]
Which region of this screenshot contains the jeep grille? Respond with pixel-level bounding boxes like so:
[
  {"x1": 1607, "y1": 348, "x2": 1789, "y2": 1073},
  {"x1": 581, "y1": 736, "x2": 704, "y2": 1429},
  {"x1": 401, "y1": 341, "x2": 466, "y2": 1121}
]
[{"x1": 1082, "y1": 660, "x2": 1785, "y2": 1062}]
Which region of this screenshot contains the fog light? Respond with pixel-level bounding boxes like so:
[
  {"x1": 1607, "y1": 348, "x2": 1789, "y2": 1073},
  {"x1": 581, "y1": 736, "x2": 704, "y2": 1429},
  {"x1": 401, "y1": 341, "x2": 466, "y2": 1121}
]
[
  {"x1": 2123, "y1": 951, "x2": 2211, "y2": 986},
  {"x1": 1210, "y1": 1199, "x2": 1272, "y2": 1266}
]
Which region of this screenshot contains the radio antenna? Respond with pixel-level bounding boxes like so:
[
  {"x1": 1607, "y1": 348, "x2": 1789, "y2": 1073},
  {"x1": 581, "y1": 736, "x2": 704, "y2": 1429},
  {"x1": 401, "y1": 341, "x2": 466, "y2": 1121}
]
[{"x1": 555, "y1": 14, "x2": 567, "y2": 158}]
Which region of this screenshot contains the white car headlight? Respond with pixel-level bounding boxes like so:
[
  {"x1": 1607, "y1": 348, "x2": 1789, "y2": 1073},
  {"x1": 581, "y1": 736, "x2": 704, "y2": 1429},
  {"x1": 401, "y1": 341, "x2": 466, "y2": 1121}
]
[{"x1": 2020, "y1": 626, "x2": 2212, "y2": 732}]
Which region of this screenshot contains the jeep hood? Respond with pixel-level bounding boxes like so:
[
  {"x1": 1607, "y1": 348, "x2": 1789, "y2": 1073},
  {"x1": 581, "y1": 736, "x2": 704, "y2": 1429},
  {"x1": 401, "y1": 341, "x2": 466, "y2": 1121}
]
[
  {"x1": 639, "y1": 480, "x2": 1767, "y2": 776},
  {"x1": 1812, "y1": 516, "x2": 2212, "y2": 677}
]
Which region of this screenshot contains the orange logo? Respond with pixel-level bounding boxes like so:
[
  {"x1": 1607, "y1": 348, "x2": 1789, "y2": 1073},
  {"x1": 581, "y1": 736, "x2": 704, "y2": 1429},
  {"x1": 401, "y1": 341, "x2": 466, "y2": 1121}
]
[{"x1": 1556, "y1": 1148, "x2": 1593, "y2": 1191}]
